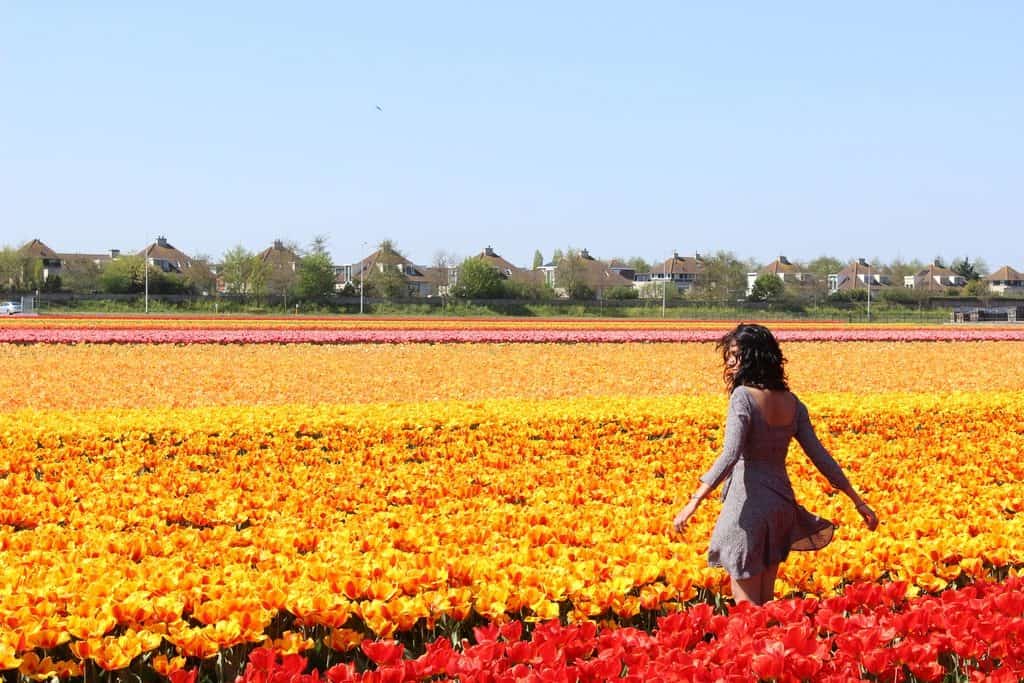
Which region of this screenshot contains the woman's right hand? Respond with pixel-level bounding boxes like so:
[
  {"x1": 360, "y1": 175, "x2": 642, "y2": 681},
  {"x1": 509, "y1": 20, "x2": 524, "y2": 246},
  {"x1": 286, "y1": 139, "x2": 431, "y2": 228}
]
[{"x1": 856, "y1": 502, "x2": 879, "y2": 531}]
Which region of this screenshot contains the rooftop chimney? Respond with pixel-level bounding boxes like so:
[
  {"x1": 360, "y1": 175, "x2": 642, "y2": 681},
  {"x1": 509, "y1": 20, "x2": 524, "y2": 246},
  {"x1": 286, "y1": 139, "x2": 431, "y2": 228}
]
[{"x1": 156, "y1": 236, "x2": 169, "y2": 248}]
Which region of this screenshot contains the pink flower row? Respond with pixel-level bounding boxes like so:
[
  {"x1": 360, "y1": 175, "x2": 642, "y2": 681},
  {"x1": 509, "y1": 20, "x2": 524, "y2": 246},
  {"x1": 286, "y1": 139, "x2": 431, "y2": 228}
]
[
  {"x1": 2, "y1": 328, "x2": 1023, "y2": 344},
  {"x1": 238, "y1": 578, "x2": 1024, "y2": 683}
]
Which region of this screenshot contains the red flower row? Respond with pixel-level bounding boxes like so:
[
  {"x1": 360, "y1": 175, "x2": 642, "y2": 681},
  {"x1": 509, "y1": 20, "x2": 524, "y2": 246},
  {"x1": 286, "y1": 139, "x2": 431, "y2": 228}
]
[
  {"x1": 3, "y1": 328, "x2": 1023, "y2": 344},
  {"x1": 238, "y1": 578, "x2": 1024, "y2": 682}
]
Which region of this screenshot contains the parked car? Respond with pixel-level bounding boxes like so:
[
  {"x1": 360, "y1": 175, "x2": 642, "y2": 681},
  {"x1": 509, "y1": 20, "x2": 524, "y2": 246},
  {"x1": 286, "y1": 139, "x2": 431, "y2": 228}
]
[{"x1": 0, "y1": 301, "x2": 22, "y2": 315}]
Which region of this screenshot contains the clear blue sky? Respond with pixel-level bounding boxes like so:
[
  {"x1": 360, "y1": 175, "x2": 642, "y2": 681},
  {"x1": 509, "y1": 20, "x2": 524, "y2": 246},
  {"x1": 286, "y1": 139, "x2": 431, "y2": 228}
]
[{"x1": 2, "y1": 2, "x2": 1022, "y2": 271}]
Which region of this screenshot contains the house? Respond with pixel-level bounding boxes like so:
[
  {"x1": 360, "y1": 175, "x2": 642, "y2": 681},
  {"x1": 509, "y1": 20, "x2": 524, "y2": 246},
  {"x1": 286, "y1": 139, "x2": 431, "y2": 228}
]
[
  {"x1": 984, "y1": 266, "x2": 1024, "y2": 296},
  {"x1": 341, "y1": 245, "x2": 438, "y2": 297},
  {"x1": 539, "y1": 248, "x2": 634, "y2": 299},
  {"x1": 17, "y1": 239, "x2": 121, "y2": 289},
  {"x1": 256, "y1": 240, "x2": 301, "y2": 296},
  {"x1": 18, "y1": 239, "x2": 63, "y2": 283},
  {"x1": 828, "y1": 259, "x2": 891, "y2": 294},
  {"x1": 645, "y1": 252, "x2": 704, "y2": 296},
  {"x1": 140, "y1": 236, "x2": 215, "y2": 293},
  {"x1": 746, "y1": 256, "x2": 812, "y2": 296},
  {"x1": 476, "y1": 246, "x2": 521, "y2": 278},
  {"x1": 903, "y1": 262, "x2": 966, "y2": 291}
]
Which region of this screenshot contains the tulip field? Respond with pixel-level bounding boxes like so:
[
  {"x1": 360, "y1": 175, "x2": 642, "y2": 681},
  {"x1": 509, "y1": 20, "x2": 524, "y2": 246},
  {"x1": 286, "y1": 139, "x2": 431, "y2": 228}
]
[{"x1": 2, "y1": 316, "x2": 1024, "y2": 681}]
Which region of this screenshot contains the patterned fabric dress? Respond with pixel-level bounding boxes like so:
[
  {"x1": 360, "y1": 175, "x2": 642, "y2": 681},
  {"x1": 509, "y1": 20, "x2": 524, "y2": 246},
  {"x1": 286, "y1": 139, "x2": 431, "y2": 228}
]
[{"x1": 699, "y1": 386, "x2": 851, "y2": 579}]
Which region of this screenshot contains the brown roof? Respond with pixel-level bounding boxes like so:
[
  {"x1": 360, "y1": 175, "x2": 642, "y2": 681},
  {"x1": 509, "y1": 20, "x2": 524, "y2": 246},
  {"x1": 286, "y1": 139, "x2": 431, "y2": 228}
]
[
  {"x1": 257, "y1": 240, "x2": 300, "y2": 271},
  {"x1": 985, "y1": 266, "x2": 1024, "y2": 282},
  {"x1": 476, "y1": 247, "x2": 521, "y2": 275},
  {"x1": 139, "y1": 236, "x2": 214, "y2": 283},
  {"x1": 59, "y1": 252, "x2": 115, "y2": 264},
  {"x1": 760, "y1": 256, "x2": 800, "y2": 275},
  {"x1": 913, "y1": 264, "x2": 958, "y2": 278},
  {"x1": 834, "y1": 260, "x2": 888, "y2": 291},
  {"x1": 19, "y1": 239, "x2": 59, "y2": 259},
  {"x1": 559, "y1": 250, "x2": 634, "y2": 291},
  {"x1": 653, "y1": 252, "x2": 703, "y2": 276}
]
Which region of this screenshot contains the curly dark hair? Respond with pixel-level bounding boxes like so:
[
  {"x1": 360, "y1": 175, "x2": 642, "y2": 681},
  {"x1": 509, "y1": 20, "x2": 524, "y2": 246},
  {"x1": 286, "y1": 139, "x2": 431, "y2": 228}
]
[{"x1": 717, "y1": 323, "x2": 789, "y2": 392}]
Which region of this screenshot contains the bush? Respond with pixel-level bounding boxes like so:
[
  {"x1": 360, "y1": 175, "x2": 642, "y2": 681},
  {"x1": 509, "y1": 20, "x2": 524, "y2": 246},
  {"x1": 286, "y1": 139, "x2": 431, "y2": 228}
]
[{"x1": 604, "y1": 286, "x2": 639, "y2": 300}]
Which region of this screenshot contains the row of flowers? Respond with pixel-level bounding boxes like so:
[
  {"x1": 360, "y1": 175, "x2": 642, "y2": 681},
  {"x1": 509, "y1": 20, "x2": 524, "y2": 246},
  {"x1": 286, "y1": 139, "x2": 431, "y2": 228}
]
[
  {"x1": 148, "y1": 577, "x2": 1024, "y2": 682},
  {"x1": 0, "y1": 316, "x2": 890, "y2": 329},
  {"x1": 5, "y1": 340, "x2": 1020, "y2": 412},
  {"x1": 3, "y1": 327, "x2": 1024, "y2": 344},
  {"x1": 2, "y1": 391, "x2": 1023, "y2": 671}
]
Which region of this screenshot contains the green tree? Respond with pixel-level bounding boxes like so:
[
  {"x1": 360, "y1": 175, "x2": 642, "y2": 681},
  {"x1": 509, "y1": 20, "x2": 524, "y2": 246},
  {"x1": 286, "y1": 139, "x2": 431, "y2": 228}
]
[
  {"x1": 452, "y1": 257, "x2": 505, "y2": 299},
  {"x1": 296, "y1": 252, "x2": 337, "y2": 301},
  {"x1": 249, "y1": 257, "x2": 271, "y2": 305},
  {"x1": 0, "y1": 247, "x2": 27, "y2": 291},
  {"x1": 626, "y1": 257, "x2": 652, "y2": 274},
  {"x1": 60, "y1": 259, "x2": 103, "y2": 293},
  {"x1": 952, "y1": 256, "x2": 985, "y2": 281},
  {"x1": 99, "y1": 256, "x2": 145, "y2": 293},
  {"x1": 805, "y1": 255, "x2": 843, "y2": 280},
  {"x1": 532, "y1": 250, "x2": 544, "y2": 269},
  {"x1": 555, "y1": 249, "x2": 594, "y2": 300},
  {"x1": 220, "y1": 246, "x2": 256, "y2": 296},
  {"x1": 691, "y1": 251, "x2": 748, "y2": 302},
  {"x1": 748, "y1": 274, "x2": 785, "y2": 301},
  {"x1": 963, "y1": 279, "x2": 988, "y2": 297},
  {"x1": 364, "y1": 265, "x2": 408, "y2": 298},
  {"x1": 605, "y1": 285, "x2": 639, "y2": 300}
]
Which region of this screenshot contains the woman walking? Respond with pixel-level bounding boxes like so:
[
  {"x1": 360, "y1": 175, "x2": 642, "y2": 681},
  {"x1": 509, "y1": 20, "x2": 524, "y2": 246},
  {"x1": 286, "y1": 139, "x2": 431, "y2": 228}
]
[{"x1": 673, "y1": 323, "x2": 878, "y2": 605}]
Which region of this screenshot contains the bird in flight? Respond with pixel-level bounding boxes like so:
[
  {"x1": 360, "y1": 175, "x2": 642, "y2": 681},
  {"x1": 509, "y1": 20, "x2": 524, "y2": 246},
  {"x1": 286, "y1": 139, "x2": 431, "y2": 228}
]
[{"x1": 376, "y1": 105, "x2": 383, "y2": 111}]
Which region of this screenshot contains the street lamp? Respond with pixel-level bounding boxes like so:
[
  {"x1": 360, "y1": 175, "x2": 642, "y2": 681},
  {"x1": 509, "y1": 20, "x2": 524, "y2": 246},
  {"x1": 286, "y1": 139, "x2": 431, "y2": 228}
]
[
  {"x1": 866, "y1": 260, "x2": 872, "y2": 323},
  {"x1": 662, "y1": 256, "x2": 668, "y2": 318},
  {"x1": 359, "y1": 241, "x2": 369, "y2": 314},
  {"x1": 144, "y1": 241, "x2": 151, "y2": 314}
]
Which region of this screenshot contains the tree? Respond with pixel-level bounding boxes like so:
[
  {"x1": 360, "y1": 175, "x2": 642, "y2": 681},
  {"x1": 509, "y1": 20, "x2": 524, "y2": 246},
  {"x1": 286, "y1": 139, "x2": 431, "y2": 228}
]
[
  {"x1": 626, "y1": 257, "x2": 652, "y2": 274},
  {"x1": 364, "y1": 266, "x2": 408, "y2": 298},
  {"x1": 309, "y1": 234, "x2": 331, "y2": 257},
  {"x1": 430, "y1": 250, "x2": 458, "y2": 297},
  {"x1": 60, "y1": 259, "x2": 103, "y2": 293},
  {"x1": 0, "y1": 247, "x2": 26, "y2": 291},
  {"x1": 748, "y1": 274, "x2": 785, "y2": 301},
  {"x1": 605, "y1": 285, "x2": 639, "y2": 300},
  {"x1": 532, "y1": 250, "x2": 544, "y2": 269},
  {"x1": 220, "y1": 246, "x2": 256, "y2": 296},
  {"x1": 99, "y1": 256, "x2": 146, "y2": 293},
  {"x1": 952, "y1": 256, "x2": 985, "y2": 281},
  {"x1": 888, "y1": 257, "x2": 924, "y2": 283},
  {"x1": 452, "y1": 257, "x2": 504, "y2": 299},
  {"x1": 691, "y1": 251, "x2": 748, "y2": 302},
  {"x1": 295, "y1": 252, "x2": 336, "y2": 301},
  {"x1": 555, "y1": 249, "x2": 593, "y2": 300},
  {"x1": 963, "y1": 279, "x2": 988, "y2": 298},
  {"x1": 805, "y1": 256, "x2": 843, "y2": 280},
  {"x1": 249, "y1": 257, "x2": 271, "y2": 305}
]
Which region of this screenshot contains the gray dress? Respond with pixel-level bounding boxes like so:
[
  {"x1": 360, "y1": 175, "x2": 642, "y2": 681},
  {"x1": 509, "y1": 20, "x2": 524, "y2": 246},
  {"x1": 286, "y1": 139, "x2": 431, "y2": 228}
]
[{"x1": 699, "y1": 386, "x2": 851, "y2": 580}]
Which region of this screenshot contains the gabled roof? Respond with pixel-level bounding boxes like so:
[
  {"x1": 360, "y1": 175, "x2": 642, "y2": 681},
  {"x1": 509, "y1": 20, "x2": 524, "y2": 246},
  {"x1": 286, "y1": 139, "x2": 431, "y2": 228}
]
[
  {"x1": 912, "y1": 263, "x2": 959, "y2": 278},
  {"x1": 139, "y1": 236, "x2": 213, "y2": 281},
  {"x1": 653, "y1": 252, "x2": 703, "y2": 276},
  {"x1": 556, "y1": 249, "x2": 634, "y2": 290},
  {"x1": 760, "y1": 256, "x2": 800, "y2": 275},
  {"x1": 476, "y1": 246, "x2": 521, "y2": 275},
  {"x1": 59, "y1": 252, "x2": 115, "y2": 264},
  {"x1": 357, "y1": 247, "x2": 414, "y2": 272},
  {"x1": 985, "y1": 266, "x2": 1024, "y2": 282},
  {"x1": 19, "y1": 239, "x2": 59, "y2": 259},
  {"x1": 833, "y1": 260, "x2": 889, "y2": 290},
  {"x1": 258, "y1": 240, "x2": 300, "y2": 269}
]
